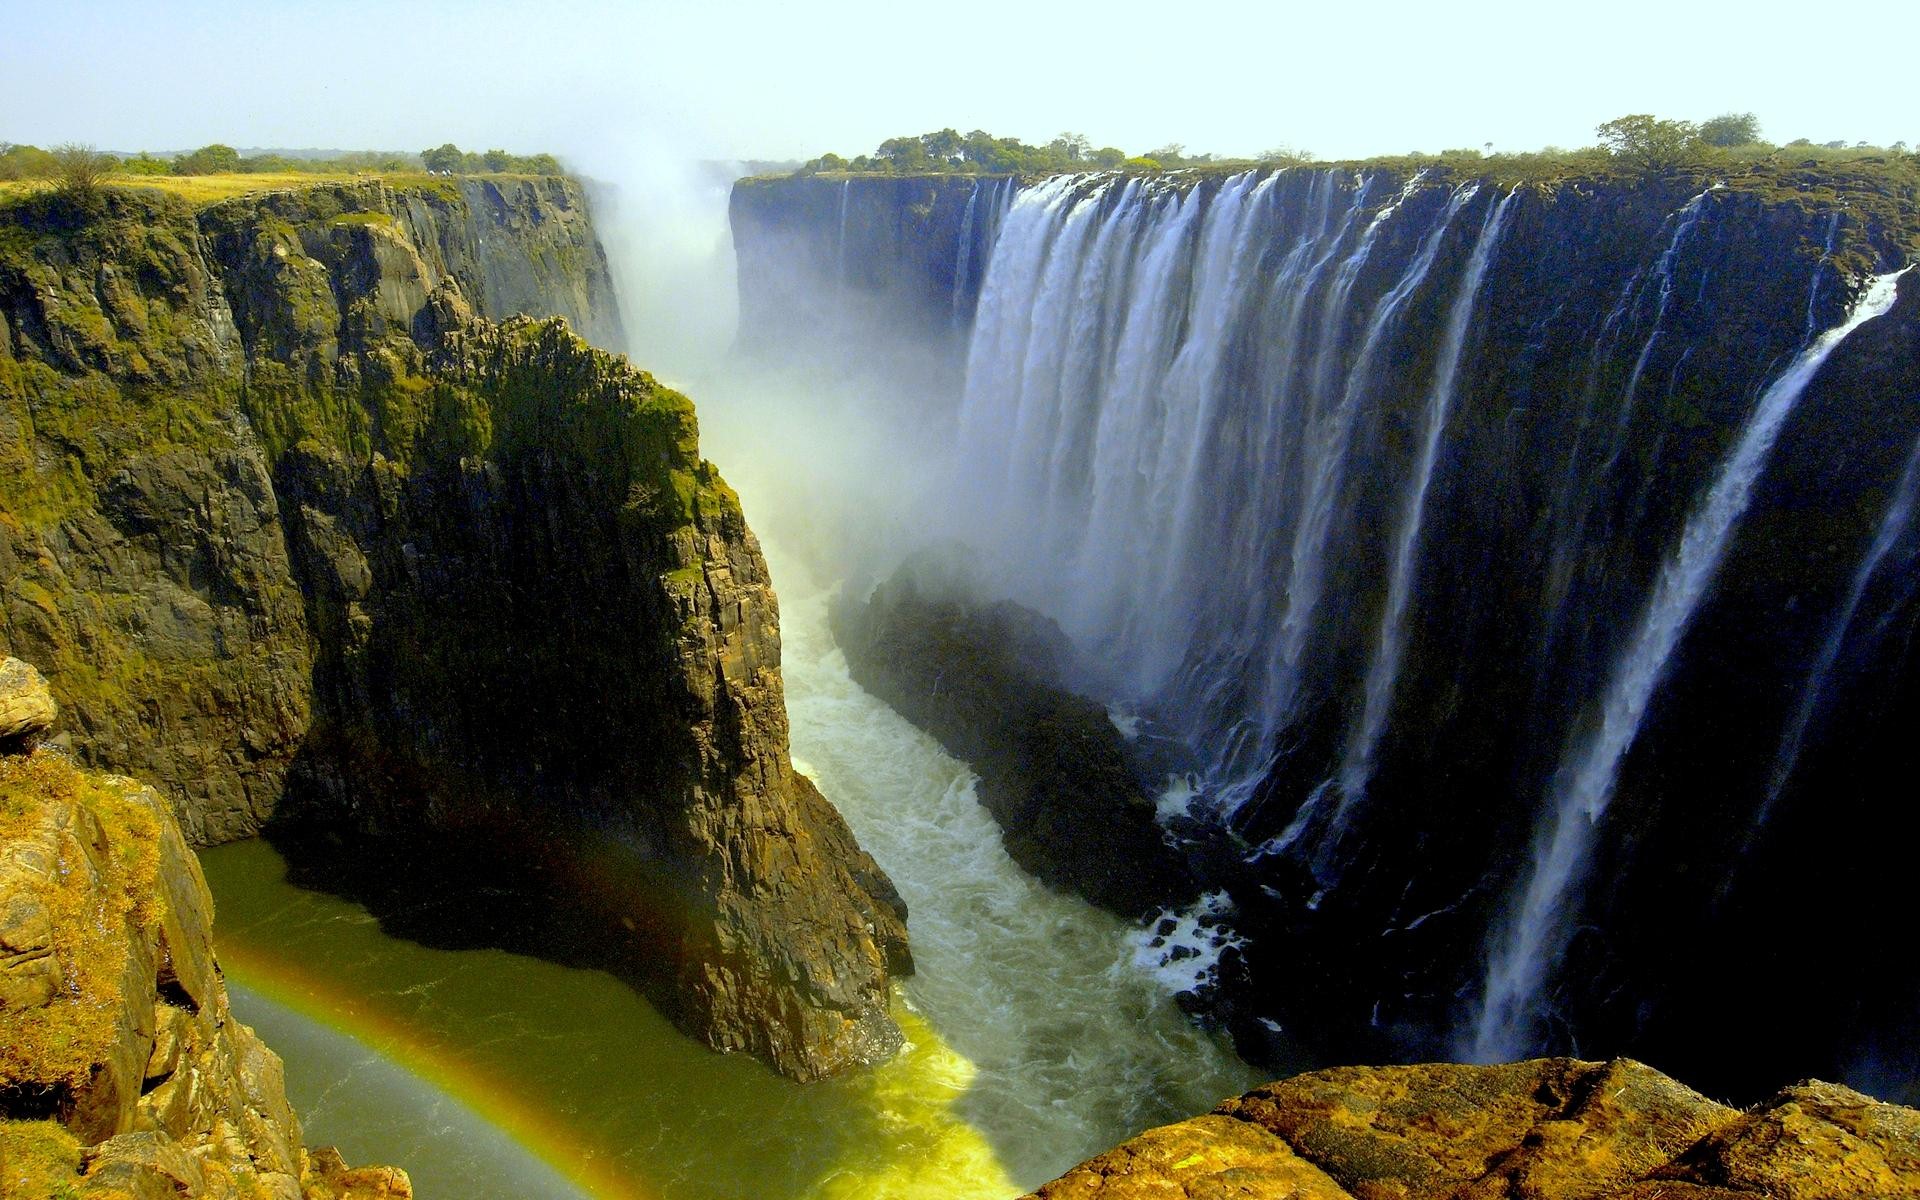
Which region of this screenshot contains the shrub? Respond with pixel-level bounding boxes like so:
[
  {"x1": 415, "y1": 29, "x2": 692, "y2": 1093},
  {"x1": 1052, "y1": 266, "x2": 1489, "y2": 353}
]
[{"x1": 50, "y1": 143, "x2": 116, "y2": 201}]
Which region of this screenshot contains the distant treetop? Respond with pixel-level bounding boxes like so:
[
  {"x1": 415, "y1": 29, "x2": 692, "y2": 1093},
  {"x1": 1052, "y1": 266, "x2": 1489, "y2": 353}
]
[{"x1": 792, "y1": 130, "x2": 1283, "y2": 176}]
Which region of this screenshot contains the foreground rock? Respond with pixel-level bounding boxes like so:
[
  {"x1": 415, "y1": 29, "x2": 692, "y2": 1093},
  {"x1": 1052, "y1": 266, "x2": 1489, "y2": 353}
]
[
  {"x1": 0, "y1": 739, "x2": 407, "y2": 1199},
  {"x1": 831, "y1": 554, "x2": 1198, "y2": 917},
  {"x1": 0, "y1": 656, "x2": 56, "y2": 752},
  {"x1": 0, "y1": 182, "x2": 908, "y2": 1079},
  {"x1": 1027, "y1": 1057, "x2": 1920, "y2": 1199}
]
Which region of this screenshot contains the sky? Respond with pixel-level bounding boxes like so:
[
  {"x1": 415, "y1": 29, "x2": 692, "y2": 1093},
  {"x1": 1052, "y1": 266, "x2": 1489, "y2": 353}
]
[{"x1": 4, "y1": 0, "x2": 1918, "y2": 171}]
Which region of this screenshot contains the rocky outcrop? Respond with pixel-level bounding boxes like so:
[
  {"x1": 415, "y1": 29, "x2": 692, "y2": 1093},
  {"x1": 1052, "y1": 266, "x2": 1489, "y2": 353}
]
[
  {"x1": 0, "y1": 656, "x2": 55, "y2": 751},
  {"x1": 831, "y1": 555, "x2": 1197, "y2": 916},
  {"x1": 0, "y1": 688, "x2": 409, "y2": 1200},
  {"x1": 1027, "y1": 1058, "x2": 1920, "y2": 1199},
  {"x1": 0, "y1": 181, "x2": 908, "y2": 1079}
]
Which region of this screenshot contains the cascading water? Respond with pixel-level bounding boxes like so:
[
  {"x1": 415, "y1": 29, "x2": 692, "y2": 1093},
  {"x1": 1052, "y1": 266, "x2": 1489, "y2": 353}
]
[
  {"x1": 950, "y1": 169, "x2": 1503, "y2": 820},
  {"x1": 951, "y1": 180, "x2": 979, "y2": 329},
  {"x1": 837, "y1": 178, "x2": 851, "y2": 282},
  {"x1": 1757, "y1": 418, "x2": 1920, "y2": 830},
  {"x1": 1467, "y1": 266, "x2": 1914, "y2": 1063},
  {"x1": 1323, "y1": 187, "x2": 1520, "y2": 846},
  {"x1": 915, "y1": 162, "x2": 1919, "y2": 1084}
]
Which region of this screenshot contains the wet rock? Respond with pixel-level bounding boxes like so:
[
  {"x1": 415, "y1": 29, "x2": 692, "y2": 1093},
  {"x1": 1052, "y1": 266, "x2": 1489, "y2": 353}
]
[{"x1": 831, "y1": 553, "x2": 1199, "y2": 917}]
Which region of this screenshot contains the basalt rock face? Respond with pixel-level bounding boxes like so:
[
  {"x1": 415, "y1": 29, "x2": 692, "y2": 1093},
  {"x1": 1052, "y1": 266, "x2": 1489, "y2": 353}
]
[
  {"x1": 731, "y1": 162, "x2": 1920, "y2": 1097},
  {"x1": 1027, "y1": 1058, "x2": 1920, "y2": 1200},
  {"x1": 0, "y1": 181, "x2": 909, "y2": 1079},
  {"x1": 830, "y1": 554, "x2": 1198, "y2": 916},
  {"x1": 0, "y1": 706, "x2": 409, "y2": 1199}
]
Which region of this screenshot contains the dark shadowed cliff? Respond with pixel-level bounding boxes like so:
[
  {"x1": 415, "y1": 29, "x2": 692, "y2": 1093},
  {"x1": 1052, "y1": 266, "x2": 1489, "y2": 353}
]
[{"x1": 0, "y1": 176, "x2": 909, "y2": 1080}]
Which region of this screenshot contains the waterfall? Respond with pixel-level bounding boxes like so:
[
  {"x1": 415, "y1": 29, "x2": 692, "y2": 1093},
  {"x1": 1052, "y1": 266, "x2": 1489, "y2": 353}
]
[
  {"x1": 1252, "y1": 180, "x2": 1477, "y2": 803},
  {"x1": 1467, "y1": 266, "x2": 1914, "y2": 1063},
  {"x1": 951, "y1": 171, "x2": 1506, "y2": 813},
  {"x1": 1758, "y1": 419, "x2": 1920, "y2": 829},
  {"x1": 837, "y1": 178, "x2": 851, "y2": 283},
  {"x1": 1321, "y1": 188, "x2": 1521, "y2": 849},
  {"x1": 952, "y1": 180, "x2": 980, "y2": 329}
]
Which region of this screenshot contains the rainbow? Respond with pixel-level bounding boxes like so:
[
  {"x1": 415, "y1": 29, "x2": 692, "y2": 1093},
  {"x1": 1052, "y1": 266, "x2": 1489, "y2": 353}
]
[
  {"x1": 217, "y1": 939, "x2": 1021, "y2": 1200},
  {"x1": 218, "y1": 941, "x2": 654, "y2": 1200}
]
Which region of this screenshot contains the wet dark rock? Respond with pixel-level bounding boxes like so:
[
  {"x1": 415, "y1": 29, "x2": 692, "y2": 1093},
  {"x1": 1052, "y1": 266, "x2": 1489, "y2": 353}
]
[{"x1": 831, "y1": 552, "x2": 1199, "y2": 917}]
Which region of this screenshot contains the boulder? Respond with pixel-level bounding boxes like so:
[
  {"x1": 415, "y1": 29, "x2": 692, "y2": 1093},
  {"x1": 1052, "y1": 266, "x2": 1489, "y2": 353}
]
[{"x1": 0, "y1": 657, "x2": 56, "y2": 752}]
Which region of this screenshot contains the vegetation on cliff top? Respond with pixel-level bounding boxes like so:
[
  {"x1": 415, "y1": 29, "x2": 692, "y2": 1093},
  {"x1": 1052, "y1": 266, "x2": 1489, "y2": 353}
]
[
  {"x1": 783, "y1": 115, "x2": 1917, "y2": 183},
  {"x1": 0, "y1": 139, "x2": 570, "y2": 209}
]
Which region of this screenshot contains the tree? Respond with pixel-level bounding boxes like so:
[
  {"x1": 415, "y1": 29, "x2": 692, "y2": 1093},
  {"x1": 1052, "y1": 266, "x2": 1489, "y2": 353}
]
[
  {"x1": 51, "y1": 143, "x2": 117, "y2": 201},
  {"x1": 421, "y1": 143, "x2": 463, "y2": 174},
  {"x1": 172, "y1": 143, "x2": 240, "y2": 175},
  {"x1": 1260, "y1": 144, "x2": 1314, "y2": 165},
  {"x1": 1090, "y1": 146, "x2": 1127, "y2": 168},
  {"x1": 481, "y1": 148, "x2": 511, "y2": 172},
  {"x1": 1145, "y1": 143, "x2": 1187, "y2": 166},
  {"x1": 923, "y1": 128, "x2": 963, "y2": 164},
  {"x1": 1595, "y1": 115, "x2": 1701, "y2": 171},
  {"x1": 1047, "y1": 132, "x2": 1091, "y2": 163},
  {"x1": 120, "y1": 152, "x2": 172, "y2": 176},
  {"x1": 1698, "y1": 112, "x2": 1762, "y2": 147}
]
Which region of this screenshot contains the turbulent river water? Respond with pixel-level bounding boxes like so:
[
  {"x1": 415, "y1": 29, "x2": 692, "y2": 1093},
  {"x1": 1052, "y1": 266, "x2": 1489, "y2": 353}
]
[{"x1": 199, "y1": 369, "x2": 1260, "y2": 1199}]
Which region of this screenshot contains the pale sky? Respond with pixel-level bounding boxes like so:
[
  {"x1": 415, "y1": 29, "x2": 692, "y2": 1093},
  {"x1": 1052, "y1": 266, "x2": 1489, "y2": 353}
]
[{"x1": 4, "y1": 0, "x2": 1917, "y2": 170}]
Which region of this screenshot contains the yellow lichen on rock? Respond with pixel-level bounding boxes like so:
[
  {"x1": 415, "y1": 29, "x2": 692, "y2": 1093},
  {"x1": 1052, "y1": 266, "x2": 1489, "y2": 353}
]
[
  {"x1": 1025, "y1": 1058, "x2": 1920, "y2": 1200},
  {"x1": 0, "y1": 698, "x2": 408, "y2": 1200}
]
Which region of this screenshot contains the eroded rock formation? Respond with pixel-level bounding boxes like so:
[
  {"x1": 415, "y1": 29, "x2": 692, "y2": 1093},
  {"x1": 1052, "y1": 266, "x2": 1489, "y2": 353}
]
[{"x1": 831, "y1": 553, "x2": 1198, "y2": 916}]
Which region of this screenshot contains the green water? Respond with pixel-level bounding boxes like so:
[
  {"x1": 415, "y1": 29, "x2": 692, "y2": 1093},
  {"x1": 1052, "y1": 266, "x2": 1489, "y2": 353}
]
[{"x1": 201, "y1": 380, "x2": 1262, "y2": 1200}]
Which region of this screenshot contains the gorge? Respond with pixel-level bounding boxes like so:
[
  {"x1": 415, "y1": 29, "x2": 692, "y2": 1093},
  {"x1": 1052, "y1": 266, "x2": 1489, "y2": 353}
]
[{"x1": 4, "y1": 135, "x2": 1919, "y2": 1200}]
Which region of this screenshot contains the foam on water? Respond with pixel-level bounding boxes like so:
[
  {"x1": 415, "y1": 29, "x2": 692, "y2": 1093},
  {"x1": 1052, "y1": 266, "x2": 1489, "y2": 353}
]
[{"x1": 1132, "y1": 891, "x2": 1245, "y2": 998}]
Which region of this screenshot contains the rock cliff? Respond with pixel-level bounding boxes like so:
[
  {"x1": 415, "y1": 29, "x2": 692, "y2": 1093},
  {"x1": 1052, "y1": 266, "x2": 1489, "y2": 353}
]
[
  {"x1": 0, "y1": 178, "x2": 908, "y2": 1080},
  {"x1": 0, "y1": 660, "x2": 409, "y2": 1200},
  {"x1": 1027, "y1": 1058, "x2": 1920, "y2": 1199}
]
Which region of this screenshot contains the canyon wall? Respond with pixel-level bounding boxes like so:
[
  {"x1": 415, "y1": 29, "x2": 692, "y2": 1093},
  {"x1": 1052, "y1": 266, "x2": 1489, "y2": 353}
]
[
  {"x1": 731, "y1": 161, "x2": 1920, "y2": 1099},
  {"x1": 0, "y1": 177, "x2": 908, "y2": 1080}
]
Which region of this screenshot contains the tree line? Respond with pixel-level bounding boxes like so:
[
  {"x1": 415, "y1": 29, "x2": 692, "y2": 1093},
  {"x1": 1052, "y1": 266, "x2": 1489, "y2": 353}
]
[
  {"x1": 0, "y1": 141, "x2": 564, "y2": 186},
  {"x1": 795, "y1": 117, "x2": 1912, "y2": 177}
]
